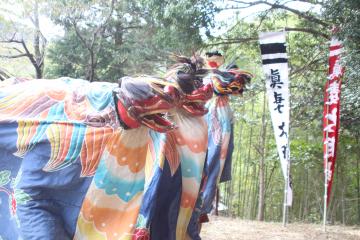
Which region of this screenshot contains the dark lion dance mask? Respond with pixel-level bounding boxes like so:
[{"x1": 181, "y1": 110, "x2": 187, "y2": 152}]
[{"x1": 113, "y1": 54, "x2": 214, "y2": 133}]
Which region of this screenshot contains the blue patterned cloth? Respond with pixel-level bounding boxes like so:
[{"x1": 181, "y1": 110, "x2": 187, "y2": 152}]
[{"x1": 0, "y1": 77, "x2": 117, "y2": 240}]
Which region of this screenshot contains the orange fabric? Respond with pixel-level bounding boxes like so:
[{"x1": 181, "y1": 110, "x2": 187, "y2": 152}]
[
  {"x1": 46, "y1": 89, "x2": 66, "y2": 101},
  {"x1": 180, "y1": 191, "x2": 197, "y2": 209},
  {"x1": 107, "y1": 133, "x2": 147, "y2": 173},
  {"x1": 81, "y1": 197, "x2": 141, "y2": 240},
  {"x1": 172, "y1": 128, "x2": 207, "y2": 153},
  {"x1": 81, "y1": 127, "x2": 114, "y2": 176}
]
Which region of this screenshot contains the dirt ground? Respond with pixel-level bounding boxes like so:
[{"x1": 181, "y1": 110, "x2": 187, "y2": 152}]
[{"x1": 201, "y1": 216, "x2": 360, "y2": 240}]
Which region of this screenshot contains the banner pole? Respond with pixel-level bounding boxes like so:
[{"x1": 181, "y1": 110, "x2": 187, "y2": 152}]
[
  {"x1": 323, "y1": 85, "x2": 330, "y2": 232},
  {"x1": 324, "y1": 127, "x2": 329, "y2": 231},
  {"x1": 283, "y1": 138, "x2": 291, "y2": 227},
  {"x1": 324, "y1": 168, "x2": 328, "y2": 231},
  {"x1": 286, "y1": 55, "x2": 292, "y2": 227},
  {"x1": 282, "y1": 174, "x2": 288, "y2": 226}
]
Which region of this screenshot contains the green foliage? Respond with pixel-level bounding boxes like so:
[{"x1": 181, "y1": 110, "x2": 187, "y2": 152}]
[
  {"x1": 323, "y1": 0, "x2": 360, "y2": 131},
  {"x1": 45, "y1": 0, "x2": 218, "y2": 81},
  {"x1": 46, "y1": 32, "x2": 89, "y2": 78},
  {"x1": 46, "y1": 0, "x2": 143, "y2": 81},
  {"x1": 140, "y1": 0, "x2": 218, "y2": 49}
]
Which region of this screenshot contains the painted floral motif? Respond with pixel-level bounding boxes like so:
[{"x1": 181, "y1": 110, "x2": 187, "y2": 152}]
[
  {"x1": 0, "y1": 170, "x2": 31, "y2": 217},
  {"x1": 0, "y1": 171, "x2": 11, "y2": 187},
  {"x1": 132, "y1": 228, "x2": 150, "y2": 240},
  {"x1": 0, "y1": 171, "x2": 12, "y2": 214},
  {"x1": 135, "y1": 214, "x2": 147, "y2": 228}
]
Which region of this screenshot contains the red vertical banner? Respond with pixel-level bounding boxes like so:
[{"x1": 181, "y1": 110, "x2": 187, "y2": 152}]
[{"x1": 323, "y1": 37, "x2": 345, "y2": 204}]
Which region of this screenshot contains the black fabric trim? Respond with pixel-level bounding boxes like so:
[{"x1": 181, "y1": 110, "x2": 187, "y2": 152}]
[
  {"x1": 112, "y1": 91, "x2": 130, "y2": 130},
  {"x1": 260, "y1": 43, "x2": 286, "y2": 55},
  {"x1": 205, "y1": 51, "x2": 223, "y2": 57},
  {"x1": 262, "y1": 58, "x2": 288, "y2": 65}
]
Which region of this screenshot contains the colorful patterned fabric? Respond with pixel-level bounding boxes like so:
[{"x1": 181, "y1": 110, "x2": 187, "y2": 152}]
[
  {"x1": 72, "y1": 62, "x2": 211, "y2": 240},
  {"x1": 75, "y1": 127, "x2": 150, "y2": 240},
  {"x1": 0, "y1": 55, "x2": 218, "y2": 240},
  {"x1": 134, "y1": 115, "x2": 208, "y2": 240},
  {"x1": 0, "y1": 76, "x2": 180, "y2": 240},
  {"x1": 0, "y1": 77, "x2": 118, "y2": 239},
  {"x1": 135, "y1": 68, "x2": 250, "y2": 240},
  {"x1": 135, "y1": 56, "x2": 213, "y2": 240},
  {"x1": 187, "y1": 67, "x2": 253, "y2": 239},
  {"x1": 186, "y1": 89, "x2": 234, "y2": 240}
]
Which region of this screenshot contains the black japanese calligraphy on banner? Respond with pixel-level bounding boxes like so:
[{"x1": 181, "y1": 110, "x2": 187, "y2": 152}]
[
  {"x1": 259, "y1": 31, "x2": 292, "y2": 206},
  {"x1": 270, "y1": 69, "x2": 284, "y2": 89},
  {"x1": 273, "y1": 91, "x2": 285, "y2": 113}
]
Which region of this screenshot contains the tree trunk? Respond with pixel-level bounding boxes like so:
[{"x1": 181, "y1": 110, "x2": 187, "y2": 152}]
[
  {"x1": 257, "y1": 91, "x2": 267, "y2": 221},
  {"x1": 303, "y1": 168, "x2": 309, "y2": 221},
  {"x1": 215, "y1": 188, "x2": 219, "y2": 216},
  {"x1": 247, "y1": 166, "x2": 255, "y2": 219},
  {"x1": 236, "y1": 120, "x2": 244, "y2": 216},
  {"x1": 241, "y1": 100, "x2": 255, "y2": 218},
  {"x1": 87, "y1": 51, "x2": 96, "y2": 82},
  {"x1": 114, "y1": 22, "x2": 124, "y2": 46},
  {"x1": 357, "y1": 135, "x2": 360, "y2": 224},
  {"x1": 341, "y1": 188, "x2": 345, "y2": 225},
  {"x1": 226, "y1": 182, "x2": 231, "y2": 216},
  {"x1": 251, "y1": 165, "x2": 259, "y2": 219},
  {"x1": 33, "y1": 0, "x2": 43, "y2": 78}
]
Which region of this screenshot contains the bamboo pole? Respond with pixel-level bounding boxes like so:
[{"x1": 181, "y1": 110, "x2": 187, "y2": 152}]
[
  {"x1": 324, "y1": 132, "x2": 329, "y2": 231},
  {"x1": 323, "y1": 73, "x2": 331, "y2": 232},
  {"x1": 282, "y1": 138, "x2": 290, "y2": 226}
]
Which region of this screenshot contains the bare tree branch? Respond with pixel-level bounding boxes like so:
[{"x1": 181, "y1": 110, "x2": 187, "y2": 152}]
[
  {"x1": 284, "y1": 27, "x2": 329, "y2": 39},
  {"x1": 207, "y1": 26, "x2": 329, "y2": 47},
  {"x1": 91, "y1": 0, "x2": 116, "y2": 49},
  {"x1": 38, "y1": 33, "x2": 47, "y2": 68},
  {"x1": 69, "y1": 0, "x2": 116, "y2": 81},
  {"x1": 0, "y1": 37, "x2": 39, "y2": 72},
  {"x1": 206, "y1": 37, "x2": 258, "y2": 46},
  {"x1": 3, "y1": 46, "x2": 25, "y2": 54},
  {"x1": 290, "y1": 0, "x2": 324, "y2": 5},
  {"x1": 0, "y1": 38, "x2": 23, "y2": 44},
  {"x1": 71, "y1": 20, "x2": 91, "y2": 51},
  {"x1": 290, "y1": 58, "x2": 324, "y2": 77},
  {"x1": 20, "y1": 39, "x2": 39, "y2": 72},
  {"x1": 0, "y1": 1, "x2": 47, "y2": 78},
  {"x1": 225, "y1": 0, "x2": 330, "y2": 27},
  {"x1": 0, "y1": 54, "x2": 29, "y2": 59},
  {"x1": 254, "y1": 9, "x2": 272, "y2": 32}
]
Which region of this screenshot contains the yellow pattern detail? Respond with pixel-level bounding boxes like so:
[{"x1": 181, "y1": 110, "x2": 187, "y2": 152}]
[
  {"x1": 176, "y1": 207, "x2": 193, "y2": 240},
  {"x1": 47, "y1": 124, "x2": 61, "y2": 163},
  {"x1": 76, "y1": 214, "x2": 107, "y2": 240}
]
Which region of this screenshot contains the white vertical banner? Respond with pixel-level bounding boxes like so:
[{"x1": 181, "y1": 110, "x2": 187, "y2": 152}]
[{"x1": 259, "y1": 31, "x2": 292, "y2": 207}]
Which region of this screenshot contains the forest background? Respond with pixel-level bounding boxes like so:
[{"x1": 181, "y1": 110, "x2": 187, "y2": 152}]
[{"x1": 0, "y1": 0, "x2": 359, "y2": 226}]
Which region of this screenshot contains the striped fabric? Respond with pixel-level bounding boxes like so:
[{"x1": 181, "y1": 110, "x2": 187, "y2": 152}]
[{"x1": 259, "y1": 33, "x2": 288, "y2": 65}]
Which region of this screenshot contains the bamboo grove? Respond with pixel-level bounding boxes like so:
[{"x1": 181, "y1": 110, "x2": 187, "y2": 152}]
[{"x1": 216, "y1": 13, "x2": 360, "y2": 224}]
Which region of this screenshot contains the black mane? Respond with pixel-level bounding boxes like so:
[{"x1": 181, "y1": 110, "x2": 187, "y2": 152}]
[{"x1": 165, "y1": 54, "x2": 208, "y2": 94}]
